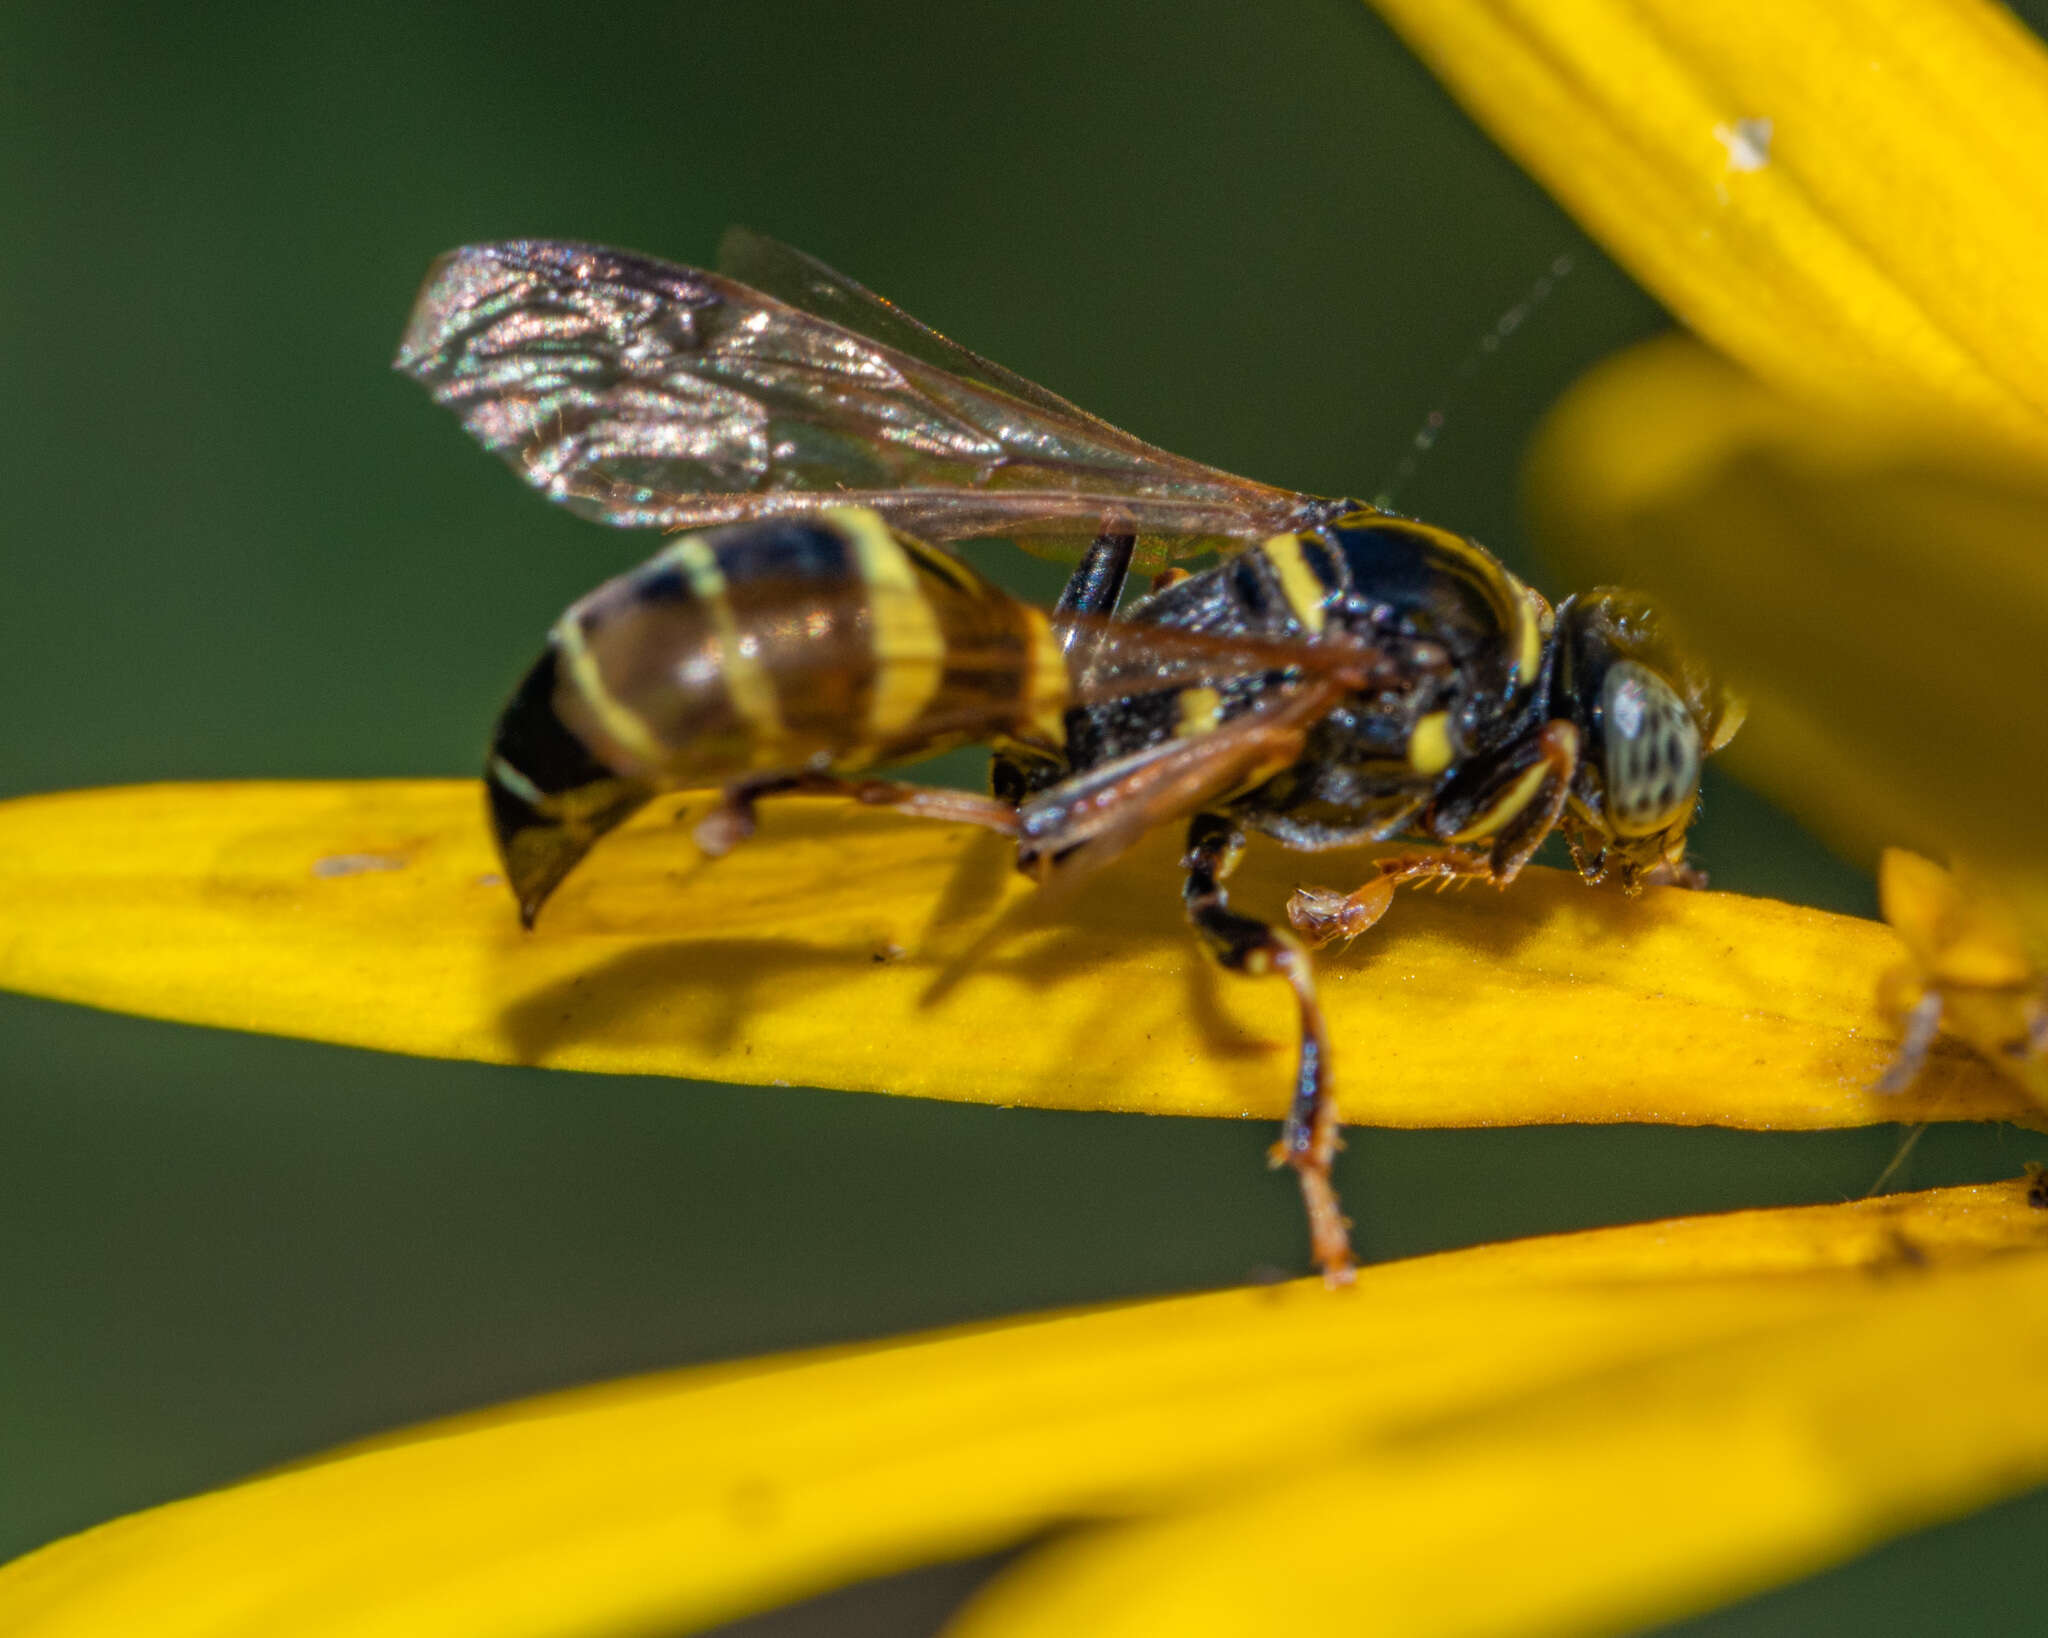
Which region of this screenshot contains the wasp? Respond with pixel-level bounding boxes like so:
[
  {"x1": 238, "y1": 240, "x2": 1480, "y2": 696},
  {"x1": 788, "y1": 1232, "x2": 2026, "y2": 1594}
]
[{"x1": 396, "y1": 233, "x2": 1743, "y2": 1280}]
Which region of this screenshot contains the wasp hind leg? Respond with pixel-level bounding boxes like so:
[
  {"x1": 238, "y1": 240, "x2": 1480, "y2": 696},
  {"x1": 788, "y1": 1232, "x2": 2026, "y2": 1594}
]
[
  {"x1": 991, "y1": 532, "x2": 1135, "y2": 805},
  {"x1": 693, "y1": 770, "x2": 1022, "y2": 859},
  {"x1": 1183, "y1": 812, "x2": 1356, "y2": 1285},
  {"x1": 1288, "y1": 721, "x2": 1581, "y2": 947},
  {"x1": 1051, "y1": 530, "x2": 1137, "y2": 626}
]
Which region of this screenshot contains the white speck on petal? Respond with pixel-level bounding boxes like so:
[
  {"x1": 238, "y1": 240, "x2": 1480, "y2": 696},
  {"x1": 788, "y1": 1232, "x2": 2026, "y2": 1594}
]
[
  {"x1": 1714, "y1": 117, "x2": 1773, "y2": 174},
  {"x1": 313, "y1": 852, "x2": 408, "y2": 878}
]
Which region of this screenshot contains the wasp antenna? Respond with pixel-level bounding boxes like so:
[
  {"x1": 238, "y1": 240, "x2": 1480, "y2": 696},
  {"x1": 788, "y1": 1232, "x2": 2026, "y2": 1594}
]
[{"x1": 1371, "y1": 248, "x2": 1579, "y2": 512}]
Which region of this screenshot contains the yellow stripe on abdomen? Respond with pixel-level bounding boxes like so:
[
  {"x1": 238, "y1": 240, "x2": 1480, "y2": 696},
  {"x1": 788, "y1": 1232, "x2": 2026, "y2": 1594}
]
[
  {"x1": 831, "y1": 507, "x2": 946, "y2": 738},
  {"x1": 666, "y1": 534, "x2": 788, "y2": 746},
  {"x1": 551, "y1": 613, "x2": 667, "y2": 769},
  {"x1": 1016, "y1": 605, "x2": 1070, "y2": 750}
]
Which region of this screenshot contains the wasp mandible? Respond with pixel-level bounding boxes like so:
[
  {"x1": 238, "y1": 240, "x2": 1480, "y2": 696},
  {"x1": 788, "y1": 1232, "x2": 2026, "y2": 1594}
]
[{"x1": 396, "y1": 234, "x2": 1743, "y2": 1280}]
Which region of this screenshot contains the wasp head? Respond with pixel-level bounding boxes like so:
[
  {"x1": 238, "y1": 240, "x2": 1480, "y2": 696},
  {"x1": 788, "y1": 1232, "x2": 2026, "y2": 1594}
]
[{"x1": 1550, "y1": 590, "x2": 1743, "y2": 891}]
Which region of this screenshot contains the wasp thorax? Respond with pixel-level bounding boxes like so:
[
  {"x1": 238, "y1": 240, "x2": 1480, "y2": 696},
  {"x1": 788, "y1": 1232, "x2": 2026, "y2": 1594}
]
[{"x1": 1598, "y1": 658, "x2": 1701, "y2": 837}]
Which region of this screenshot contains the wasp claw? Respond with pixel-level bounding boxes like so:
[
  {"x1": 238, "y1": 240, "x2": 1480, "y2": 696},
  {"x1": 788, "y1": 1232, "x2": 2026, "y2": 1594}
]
[{"x1": 1287, "y1": 880, "x2": 1395, "y2": 948}]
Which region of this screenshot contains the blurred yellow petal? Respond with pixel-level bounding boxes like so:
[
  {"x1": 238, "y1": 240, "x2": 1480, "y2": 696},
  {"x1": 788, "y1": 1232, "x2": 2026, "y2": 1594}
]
[
  {"x1": 1368, "y1": 0, "x2": 2048, "y2": 455},
  {"x1": 950, "y1": 1203, "x2": 2048, "y2": 1638},
  {"x1": 0, "y1": 780, "x2": 2035, "y2": 1128},
  {"x1": 1881, "y1": 847, "x2": 2036, "y2": 989},
  {"x1": 1526, "y1": 333, "x2": 2048, "y2": 944},
  {"x1": 3, "y1": 1183, "x2": 2042, "y2": 1638},
  {"x1": 1874, "y1": 848, "x2": 2048, "y2": 1106}
]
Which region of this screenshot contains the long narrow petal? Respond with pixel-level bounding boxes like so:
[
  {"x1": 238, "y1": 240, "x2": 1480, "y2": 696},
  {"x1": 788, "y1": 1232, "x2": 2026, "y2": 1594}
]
[
  {"x1": 951, "y1": 1210, "x2": 2048, "y2": 1638},
  {"x1": 0, "y1": 781, "x2": 2033, "y2": 1127},
  {"x1": 1368, "y1": 0, "x2": 2048, "y2": 456},
  {"x1": 3, "y1": 1185, "x2": 2042, "y2": 1638},
  {"x1": 1525, "y1": 332, "x2": 2048, "y2": 947}
]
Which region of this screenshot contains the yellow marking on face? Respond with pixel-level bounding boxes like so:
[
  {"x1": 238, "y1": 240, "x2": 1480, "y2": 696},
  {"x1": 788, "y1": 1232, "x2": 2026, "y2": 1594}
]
[
  {"x1": 1447, "y1": 760, "x2": 1552, "y2": 843},
  {"x1": 830, "y1": 508, "x2": 946, "y2": 738},
  {"x1": 551, "y1": 614, "x2": 667, "y2": 770},
  {"x1": 1407, "y1": 710, "x2": 1456, "y2": 776},
  {"x1": 1016, "y1": 605, "x2": 1070, "y2": 750},
  {"x1": 1261, "y1": 533, "x2": 1328, "y2": 633},
  {"x1": 1176, "y1": 686, "x2": 1224, "y2": 738},
  {"x1": 663, "y1": 534, "x2": 788, "y2": 747}
]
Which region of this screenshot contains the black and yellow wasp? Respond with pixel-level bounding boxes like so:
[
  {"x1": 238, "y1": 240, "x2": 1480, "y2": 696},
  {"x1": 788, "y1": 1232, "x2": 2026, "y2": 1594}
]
[{"x1": 395, "y1": 232, "x2": 1742, "y2": 1280}]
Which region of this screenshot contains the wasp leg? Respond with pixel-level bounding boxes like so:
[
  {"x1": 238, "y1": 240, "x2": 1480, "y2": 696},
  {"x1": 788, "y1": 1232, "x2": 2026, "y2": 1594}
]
[
  {"x1": 695, "y1": 770, "x2": 1021, "y2": 859},
  {"x1": 993, "y1": 532, "x2": 1135, "y2": 806},
  {"x1": 1053, "y1": 531, "x2": 1137, "y2": 629},
  {"x1": 1183, "y1": 812, "x2": 1356, "y2": 1285},
  {"x1": 1875, "y1": 989, "x2": 1947, "y2": 1094},
  {"x1": 1286, "y1": 850, "x2": 1491, "y2": 947},
  {"x1": 1287, "y1": 722, "x2": 1580, "y2": 947}
]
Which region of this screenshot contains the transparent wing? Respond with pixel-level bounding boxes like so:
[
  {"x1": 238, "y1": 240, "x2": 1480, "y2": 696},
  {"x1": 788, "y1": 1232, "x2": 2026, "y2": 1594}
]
[
  {"x1": 394, "y1": 238, "x2": 1326, "y2": 556},
  {"x1": 715, "y1": 228, "x2": 1122, "y2": 428}
]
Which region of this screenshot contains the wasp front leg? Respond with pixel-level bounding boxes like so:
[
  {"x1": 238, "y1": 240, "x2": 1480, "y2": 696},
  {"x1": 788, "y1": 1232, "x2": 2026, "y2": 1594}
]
[
  {"x1": 1183, "y1": 812, "x2": 1356, "y2": 1284},
  {"x1": 1288, "y1": 721, "x2": 1580, "y2": 947}
]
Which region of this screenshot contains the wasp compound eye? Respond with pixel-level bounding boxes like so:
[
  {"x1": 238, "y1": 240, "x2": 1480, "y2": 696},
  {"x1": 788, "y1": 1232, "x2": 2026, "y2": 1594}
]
[{"x1": 1599, "y1": 659, "x2": 1701, "y2": 837}]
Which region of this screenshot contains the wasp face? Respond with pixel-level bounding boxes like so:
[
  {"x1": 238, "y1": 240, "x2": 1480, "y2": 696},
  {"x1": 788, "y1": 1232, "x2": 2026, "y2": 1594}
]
[{"x1": 1552, "y1": 590, "x2": 1738, "y2": 890}]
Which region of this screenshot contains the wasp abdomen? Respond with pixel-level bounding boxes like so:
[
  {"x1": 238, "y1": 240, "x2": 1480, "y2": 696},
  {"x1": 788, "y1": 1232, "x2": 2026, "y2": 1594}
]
[{"x1": 486, "y1": 508, "x2": 1065, "y2": 923}]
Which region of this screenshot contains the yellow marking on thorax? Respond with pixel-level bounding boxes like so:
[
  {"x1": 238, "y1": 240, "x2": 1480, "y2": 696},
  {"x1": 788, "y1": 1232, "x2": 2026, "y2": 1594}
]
[
  {"x1": 1260, "y1": 533, "x2": 1328, "y2": 633},
  {"x1": 1447, "y1": 760, "x2": 1552, "y2": 842},
  {"x1": 551, "y1": 614, "x2": 667, "y2": 769},
  {"x1": 1176, "y1": 686, "x2": 1224, "y2": 737},
  {"x1": 1510, "y1": 584, "x2": 1546, "y2": 694},
  {"x1": 831, "y1": 507, "x2": 945, "y2": 738},
  {"x1": 1407, "y1": 710, "x2": 1456, "y2": 776},
  {"x1": 1400, "y1": 520, "x2": 1547, "y2": 698},
  {"x1": 665, "y1": 534, "x2": 787, "y2": 743},
  {"x1": 1016, "y1": 605, "x2": 1070, "y2": 750}
]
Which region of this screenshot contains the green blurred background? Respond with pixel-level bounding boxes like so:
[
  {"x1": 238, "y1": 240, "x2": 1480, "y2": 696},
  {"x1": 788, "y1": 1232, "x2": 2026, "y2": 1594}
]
[{"x1": 4, "y1": 2, "x2": 2044, "y2": 1631}]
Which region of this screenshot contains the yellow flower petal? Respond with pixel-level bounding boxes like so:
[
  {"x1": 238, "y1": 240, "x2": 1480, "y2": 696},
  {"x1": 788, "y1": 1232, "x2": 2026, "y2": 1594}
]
[
  {"x1": 1876, "y1": 848, "x2": 2048, "y2": 1107},
  {"x1": 1881, "y1": 847, "x2": 2036, "y2": 990},
  {"x1": 951, "y1": 1209, "x2": 2048, "y2": 1638},
  {"x1": 1368, "y1": 0, "x2": 2048, "y2": 455},
  {"x1": 3, "y1": 1184, "x2": 2041, "y2": 1638},
  {"x1": 0, "y1": 780, "x2": 2033, "y2": 1128},
  {"x1": 1525, "y1": 333, "x2": 2048, "y2": 945}
]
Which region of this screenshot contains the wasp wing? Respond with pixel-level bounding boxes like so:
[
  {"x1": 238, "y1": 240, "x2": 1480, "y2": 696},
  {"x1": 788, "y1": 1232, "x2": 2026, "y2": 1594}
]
[
  {"x1": 394, "y1": 239, "x2": 1322, "y2": 556},
  {"x1": 715, "y1": 228, "x2": 1116, "y2": 428}
]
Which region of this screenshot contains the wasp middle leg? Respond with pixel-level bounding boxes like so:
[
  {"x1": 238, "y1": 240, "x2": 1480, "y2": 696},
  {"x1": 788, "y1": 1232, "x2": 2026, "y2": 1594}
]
[{"x1": 1183, "y1": 811, "x2": 1356, "y2": 1284}]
